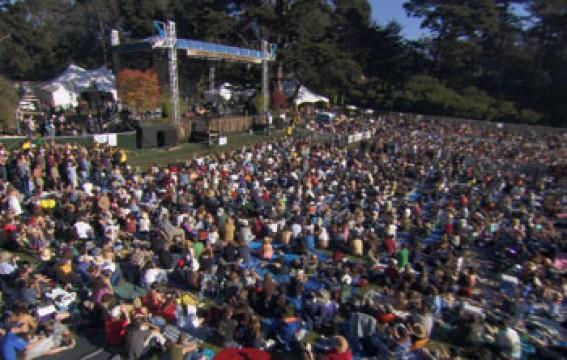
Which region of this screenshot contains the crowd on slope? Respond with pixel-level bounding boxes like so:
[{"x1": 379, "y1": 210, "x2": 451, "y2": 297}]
[{"x1": 0, "y1": 115, "x2": 565, "y2": 360}]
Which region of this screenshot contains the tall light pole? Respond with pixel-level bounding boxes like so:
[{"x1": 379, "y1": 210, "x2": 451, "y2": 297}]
[
  {"x1": 165, "y1": 21, "x2": 180, "y2": 127},
  {"x1": 261, "y1": 40, "x2": 270, "y2": 114}
]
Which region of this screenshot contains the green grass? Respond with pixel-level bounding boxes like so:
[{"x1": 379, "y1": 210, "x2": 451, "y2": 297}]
[
  {"x1": 127, "y1": 131, "x2": 285, "y2": 168},
  {"x1": 7, "y1": 251, "x2": 38, "y2": 265}
]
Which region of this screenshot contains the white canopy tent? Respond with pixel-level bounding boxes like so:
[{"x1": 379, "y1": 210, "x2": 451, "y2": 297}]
[
  {"x1": 37, "y1": 83, "x2": 78, "y2": 109},
  {"x1": 39, "y1": 64, "x2": 117, "y2": 108},
  {"x1": 293, "y1": 85, "x2": 329, "y2": 106}
]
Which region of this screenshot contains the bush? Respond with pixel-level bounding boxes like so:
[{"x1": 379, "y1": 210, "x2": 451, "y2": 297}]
[
  {"x1": 398, "y1": 75, "x2": 542, "y2": 124},
  {"x1": 459, "y1": 87, "x2": 494, "y2": 120},
  {"x1": 518, "y1": 109, "x2": 543, "y2": 124},
  {"x1": 491, "y1": 100, "x2": 518, "y2": 122},
  {"x1": 403, "y1": 75, "x2": 463, "y2": 115}
]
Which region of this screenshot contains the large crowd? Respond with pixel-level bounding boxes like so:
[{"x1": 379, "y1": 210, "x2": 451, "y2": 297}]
[{"x1": 0, "y1": 115, "x2": 565, "y2": 360}]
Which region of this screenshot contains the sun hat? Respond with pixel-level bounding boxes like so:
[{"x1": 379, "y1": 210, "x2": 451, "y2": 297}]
[
  {"x1": 334, "y1": 336, "x2": 349, "y2": 353},
  {"x1": 411, "y1": 323, "x2": 427, "y2": 339}
]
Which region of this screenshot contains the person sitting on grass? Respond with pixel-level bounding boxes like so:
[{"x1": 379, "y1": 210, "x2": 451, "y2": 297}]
[
  {"x1": 323, "y1": 335, "x2": 352, "y2": 360},
  {"x1": 275, "y1": 306, "x2": 306, "y2": 353},
  {"x1": 168, "y1": 333, "x2": 200, "y2": 360},
  {"x1": 104, "y1": 305, "x2": 131, "y2": 347},
  {"x1": 126, "y1": 316, "x2": 166, "y2": 360},
  {"x1": 22, "y1": 320, "x2": 76, "y2": 360},
  {"x1": 259, "y1": 236, "x2": 274, "y2": 260}
]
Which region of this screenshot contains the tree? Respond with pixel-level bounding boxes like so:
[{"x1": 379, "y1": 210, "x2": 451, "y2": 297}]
[
  {"x1": 332, "y1": 0, "x2": 372, "y2": 54},
  {"x1": 0, "y1": 75, "x2": 18, "y2": 130},
  {"x1": 404, "y1": 0, "x2": 500, "y2": 87},
  {"x1": 478, "y1": 1, "x2": 527, "y2": 96},
  {"x1": 522, "y1": 0, "x2": 567, "y2": 126},
  {"x1": 0, "y1": 0, "x2": 87, "y2": 79},
  {"x1": 76, "y1": 0, "x2": 121, "y2": 66},
  {"x1": 0, "y1": 0, "x2": 563, "y2": 126},
  {"x1": 116, "y1": 68, "x2": 160, "y2": 114},
  {"x1": 271, "y1": 89, "x2": 288, "y2": 110}
]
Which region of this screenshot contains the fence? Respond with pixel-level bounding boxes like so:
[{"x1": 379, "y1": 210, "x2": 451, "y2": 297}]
[{"x1": 0, "y1": 131, "x2": 137, "y2": 150}]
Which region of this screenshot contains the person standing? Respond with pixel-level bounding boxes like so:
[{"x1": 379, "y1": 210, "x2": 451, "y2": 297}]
[
  {"x1": 398, "y1": 244, "x2": 410, "y2": 270},
  {"x1": 0, "y1": 144, "x2": 8, "y2": 181},
  {"x1": 496, "y1": 320, "x2": 522, "y2": 360},
  {"x1": 265, "y1": 111, "x2": 272, "y2": 135}
]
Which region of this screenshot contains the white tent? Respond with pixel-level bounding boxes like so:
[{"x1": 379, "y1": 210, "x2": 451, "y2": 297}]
[
  {"x1": 40, "y1": 64, "x2": 117, "y2": 108},
  {"x1": 293, "y1": 85, "x2": 329, "y2": 106},
  {"x1": 37, "y1": 83, "x2": 78, "y2": 108}
]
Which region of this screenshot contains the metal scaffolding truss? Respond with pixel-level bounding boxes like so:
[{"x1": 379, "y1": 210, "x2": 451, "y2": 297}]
[{"x1": 111, "y1": 21, "x2": 276, "y2": 126}]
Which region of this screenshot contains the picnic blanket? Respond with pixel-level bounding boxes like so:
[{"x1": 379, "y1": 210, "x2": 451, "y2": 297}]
[{"x1": 214, "y1": 348, "x2": 271, "y2": 360}]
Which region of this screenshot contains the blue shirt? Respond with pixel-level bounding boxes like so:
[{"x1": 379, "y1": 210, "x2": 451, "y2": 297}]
[
  {"x1": 304, "y1": 234, "x2": 315, "y2": 250},
  {"x1": 394, "y1": 339, "x2": 412, "y2": 360},
  {"x1": 1, "y1": 331, "x2": 27, "y2": 360}
]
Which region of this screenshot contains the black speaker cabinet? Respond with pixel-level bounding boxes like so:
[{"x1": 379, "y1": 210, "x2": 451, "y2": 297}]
[{"x1": 136, "y1": 124, "x2": 178, "y2": 149}]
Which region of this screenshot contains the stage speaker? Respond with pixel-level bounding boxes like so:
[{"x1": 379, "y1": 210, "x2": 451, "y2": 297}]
[
  {"x1": 136, "y1": 124, "x2": 178, "y2": 148},
  {"x1": 157, "y1": 129, "x2": 177, "y2": 147}
]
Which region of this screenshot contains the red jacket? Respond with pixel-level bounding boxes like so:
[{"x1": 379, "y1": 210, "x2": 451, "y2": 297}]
[
  {"x1": 104, "y1": 319, "x2": 128, "y2": 346},
  {"x1": 324, "y1": 350, "x2": 353, "y2": 360}
]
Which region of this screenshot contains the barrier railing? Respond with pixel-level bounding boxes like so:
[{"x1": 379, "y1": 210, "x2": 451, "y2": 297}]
[{"x1": 0, "y1": 131, "x2": 137, "y2": 150}]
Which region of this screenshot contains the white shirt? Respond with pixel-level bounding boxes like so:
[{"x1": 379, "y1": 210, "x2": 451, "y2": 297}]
[
  {"x1": 497, "y1": 327, "x2": 521, "y2": 359},
  {"x1": 8, "y1": 195, "x2": 22, "y2": 216},
  {"x1": 140, "y1": 217, "x2": 151, "y2": 232},
  {"x1": 241, "y1": 226, "x2": 253, "y2": 242},
  {"x1": 74, "y1": 221, "x2": 92, "y2": 239},
  {"x1": 291, "y1": 223, "x2": 302, "y2": 238},
  {"x1": 133, "y1": 188, "x2": 143, "y2": 201},
  {"x1": 267, "y1": 222, "x2": 278, "y2": 234},
  {"x1": 386, "y1": 223, "x2": 397, "y2": 237},
  {"x1": 208, "y1": 231, "x2": 219, "y2": 245},
  {"x1": 318, "y1": 229, "x2": 329, "y2": 243},
  {"x1": 143, "y1": 268, "x2": 162, "y2": 288},
  {"x1": 82, "y1": 182, "x2": 93, "y2": 195},
  {"x1": 0, "y1": 261, "x2": 17, "y2": 275}
]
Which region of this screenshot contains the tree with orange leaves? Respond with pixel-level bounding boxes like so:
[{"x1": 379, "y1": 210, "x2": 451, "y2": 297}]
[
  {"x1": 271, "y1": 90, "x2": 288, "y2": 111},
  {"x1": 116, "y1": 68, "x2": 160, "y2": 115}
]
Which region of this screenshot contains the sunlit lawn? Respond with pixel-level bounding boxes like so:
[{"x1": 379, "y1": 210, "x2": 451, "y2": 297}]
[{"x1": 127, "y1": 131, "x2": 284, "y2": 168}]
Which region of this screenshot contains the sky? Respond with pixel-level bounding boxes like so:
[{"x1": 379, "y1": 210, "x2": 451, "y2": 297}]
[
  {"x1": 370, "y1": 1, "x2": 531, "y2": 40},
  {"x1": 370, "y1": 0, "x2": 428, "y2": 40}
]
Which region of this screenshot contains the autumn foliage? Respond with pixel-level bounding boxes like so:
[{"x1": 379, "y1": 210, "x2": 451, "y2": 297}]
[
  {"x1": 116, "y1": 69, "x2": 160, "y2": 113},
  {"x1": 271, "y1": 90, "x2": 288, "y2": 110}
]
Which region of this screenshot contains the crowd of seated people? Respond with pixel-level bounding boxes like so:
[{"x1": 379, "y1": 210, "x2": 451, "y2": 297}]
[{"x1": 0, "y1": 115, "x2": 565, "y2": 360}]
